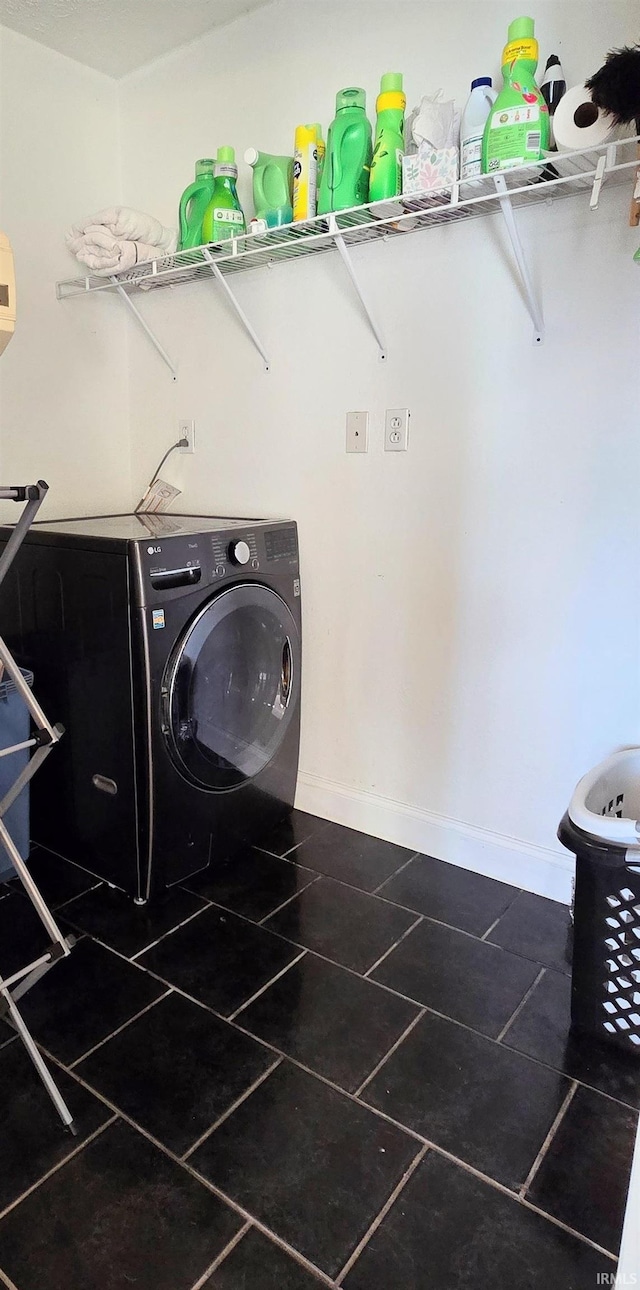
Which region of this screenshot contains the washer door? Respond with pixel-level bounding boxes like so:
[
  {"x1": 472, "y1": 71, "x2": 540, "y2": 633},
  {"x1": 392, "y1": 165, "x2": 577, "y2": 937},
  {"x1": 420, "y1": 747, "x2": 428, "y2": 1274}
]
[{"x1": 162, "y1": 583, "x2": 300, "y2": 790}]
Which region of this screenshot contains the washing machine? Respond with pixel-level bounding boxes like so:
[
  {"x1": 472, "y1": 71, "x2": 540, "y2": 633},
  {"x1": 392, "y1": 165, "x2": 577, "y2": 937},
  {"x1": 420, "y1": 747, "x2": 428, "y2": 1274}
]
[{"x1": 0, "y1": 513, "x2": 301, "y2": 902}]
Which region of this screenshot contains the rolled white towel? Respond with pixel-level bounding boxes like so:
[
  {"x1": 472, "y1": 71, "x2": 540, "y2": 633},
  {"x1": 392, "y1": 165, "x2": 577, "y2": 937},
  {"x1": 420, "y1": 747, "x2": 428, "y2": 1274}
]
[
  {"x1": 66, "y1": 206, "x2": 177, "y2": 276},
  {"x1": 66, "y1": 226, "x2": 173, "y2": 277},
  {"x1": 68, "y1": 206, "x2": 177, "y2": 252}
]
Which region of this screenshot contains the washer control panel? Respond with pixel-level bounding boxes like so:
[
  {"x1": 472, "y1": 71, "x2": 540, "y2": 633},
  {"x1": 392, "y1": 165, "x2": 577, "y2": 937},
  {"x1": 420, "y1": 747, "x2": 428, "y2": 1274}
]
[{"x1": 138, "y1": 523, "x2": 298, "y2": 604}]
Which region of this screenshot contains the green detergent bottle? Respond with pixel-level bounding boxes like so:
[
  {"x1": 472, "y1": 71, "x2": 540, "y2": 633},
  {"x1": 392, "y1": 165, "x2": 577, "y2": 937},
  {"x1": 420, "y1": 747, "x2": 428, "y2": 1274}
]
[
  {"x1": 178, "y1": 159, "x2": 216, "y2": 250},
  {"x1": 202, "y1": 146, "x2": 246, "y2": 244},
  {"x1": 369, "y1": 73, "x2": 406, "y2": 201},
  {"x1": 318, "y1": 87, "x2": 372, "y2": 214},
  {"x1": 244, "y1": 149, "x2": 293, "y2": 227},
  {"x1": 482, "y1": 17, "x2": 549, "y2": 172}
]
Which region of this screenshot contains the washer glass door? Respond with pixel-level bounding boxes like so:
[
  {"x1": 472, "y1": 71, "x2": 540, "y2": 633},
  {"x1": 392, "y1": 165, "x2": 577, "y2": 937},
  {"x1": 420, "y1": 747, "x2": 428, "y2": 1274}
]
[{"x1": 163, "y1": 583, "x2": 299, "y2": 790}]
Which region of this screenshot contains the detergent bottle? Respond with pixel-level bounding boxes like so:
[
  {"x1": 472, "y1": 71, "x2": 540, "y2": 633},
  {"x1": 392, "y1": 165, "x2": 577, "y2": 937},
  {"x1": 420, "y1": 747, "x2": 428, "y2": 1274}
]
[
  {"x1": 318, "y1": 88, "x2": 372, "y2": 214},
  {"x1": 201, "y1": 146, "x2": 246, "y2": 243},
  {"x1": 369, "y1": 73, "x2": 406, "y2": 201},
  {"x1": 460, "y1": 80, "x2": 497, "y2": 178},
  {"x1": 244, "y1": 149, "x2": 293, "y2": 226},
  {"x1": 178, "y1": 159, "x2": 216, "y2": 250},
  {"x1": 482, "y1": 17, "x2": 549, "y2": 172}
]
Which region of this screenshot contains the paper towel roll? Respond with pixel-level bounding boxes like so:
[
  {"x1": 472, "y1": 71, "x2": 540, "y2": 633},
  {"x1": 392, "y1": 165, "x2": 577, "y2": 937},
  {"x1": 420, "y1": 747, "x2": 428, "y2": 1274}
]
[{"x1": 553, "y1": 83, "x2": 616, "y2": 152}]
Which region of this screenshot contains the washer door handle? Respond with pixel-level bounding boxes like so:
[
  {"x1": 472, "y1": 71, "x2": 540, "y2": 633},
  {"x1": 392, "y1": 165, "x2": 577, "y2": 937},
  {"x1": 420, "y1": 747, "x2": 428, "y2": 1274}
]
[{"x1": 281, "y1": 636, "x2": 293, "y2": 710}]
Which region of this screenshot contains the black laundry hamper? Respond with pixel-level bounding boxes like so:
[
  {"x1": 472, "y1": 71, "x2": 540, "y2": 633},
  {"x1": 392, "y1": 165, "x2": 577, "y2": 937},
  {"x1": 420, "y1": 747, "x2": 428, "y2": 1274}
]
[{"x1": 559, "y1": 749, "x2": 640, "y2": 1055}]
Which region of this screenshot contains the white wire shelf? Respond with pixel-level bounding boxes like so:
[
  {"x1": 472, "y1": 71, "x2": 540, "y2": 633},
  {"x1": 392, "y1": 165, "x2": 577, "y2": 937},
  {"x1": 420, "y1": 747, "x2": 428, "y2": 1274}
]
[{"x1": 56, "y1": 137, "x2": 640, "y2": 376}]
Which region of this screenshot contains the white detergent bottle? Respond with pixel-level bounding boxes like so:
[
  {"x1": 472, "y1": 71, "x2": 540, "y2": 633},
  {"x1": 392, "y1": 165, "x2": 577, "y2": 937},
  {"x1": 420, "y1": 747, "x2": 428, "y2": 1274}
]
[{"x1": 460, "y1": 78, "x2": 497, "y2": 179}]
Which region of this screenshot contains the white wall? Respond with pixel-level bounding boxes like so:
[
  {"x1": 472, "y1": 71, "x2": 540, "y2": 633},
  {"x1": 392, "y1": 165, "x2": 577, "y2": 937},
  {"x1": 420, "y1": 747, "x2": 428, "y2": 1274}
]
[
  {"x1": 0, "y1": 26, "x2": 128, "y2": 519},
  {"x1": 116, "y1": 0, "x2": 640, "y2": 899}
]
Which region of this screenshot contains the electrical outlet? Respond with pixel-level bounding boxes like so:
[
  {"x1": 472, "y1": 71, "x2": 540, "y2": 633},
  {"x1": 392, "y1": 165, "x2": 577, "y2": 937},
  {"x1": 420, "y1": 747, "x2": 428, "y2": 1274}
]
[
  {"x1": 384, "y1": 408, "x2": 410, "y2": 452},
  {"x1": 346, "y1": 410, "x2": 369, "y2": 453},
  {"x1": 178, "y1": 419, "x2": 195, "y2": 453}
]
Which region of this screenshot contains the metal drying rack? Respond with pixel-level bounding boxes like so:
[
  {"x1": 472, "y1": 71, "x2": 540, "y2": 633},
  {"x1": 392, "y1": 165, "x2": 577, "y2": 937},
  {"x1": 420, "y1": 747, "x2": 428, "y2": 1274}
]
[{"x1": 0, "y1": 481, "x2": 76, "y2": 1132}]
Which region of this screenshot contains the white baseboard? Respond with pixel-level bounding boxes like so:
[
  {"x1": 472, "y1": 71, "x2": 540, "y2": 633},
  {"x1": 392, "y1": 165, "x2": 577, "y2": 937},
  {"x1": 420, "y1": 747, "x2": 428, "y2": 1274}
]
[{"x1": 295, "y1": 771, "x2": 573, "y2": 905}]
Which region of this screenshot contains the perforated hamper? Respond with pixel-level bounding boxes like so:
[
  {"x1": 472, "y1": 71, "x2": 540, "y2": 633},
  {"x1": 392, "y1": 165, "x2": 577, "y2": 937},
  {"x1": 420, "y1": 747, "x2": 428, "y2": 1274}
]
[{"x1": 559, "y1": 748, "x2": 640, "y2": 1055}]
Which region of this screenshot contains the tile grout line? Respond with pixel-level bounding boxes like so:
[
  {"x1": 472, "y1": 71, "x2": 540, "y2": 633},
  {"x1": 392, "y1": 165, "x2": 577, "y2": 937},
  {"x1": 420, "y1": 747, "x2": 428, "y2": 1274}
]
[
  {"x1": 175, "y1": 880, "x2": 215, "y2": 909},
  {"x1": 226, "y1": 1017, "x2": 423, "y2": 1145},
  {"x1": 425, "y1": 1137, "x2": 618, "y2": 1262},
  {"x1": 354, "y1": 1009, "x2": 427, "y2": 1098},
  {"x1": 519, "y1": 1080, "x2": 578, "y2": 1197},
  {"x1": 253, "y1": 818, "x2": 334, "y2": 861},
  {"x1": 24, "y1": 843, "x2": 104, "y2": 885},
  {"x1": 181, "y1": 1059, "x2": 283, "y2": 1161},
  {"x1": 39, "y1": 1053, "x2": 340, "y2": 1288},
  {"x1": 185, "y1": 1172, "x2": 340, "y2": 1287},
  {"x1": 518, "y1": 1195, "x2": 617, "y2": 1262},
  {"x1": 364, "y1": 914, "x2": 424, "y2": 977},
  {"x1": 371, "y1": 851, "x2": 422, "y2": 895},
  {"x1": 227, "y1": 949, "x2": 309, "y2": 1022},
  {"x1": 128, "y1": 901, "x2": 213, "y2": 961},
  {"x1": 479, "y1": 888, "x2": 524, "y2": 941},
  {"x1": 480, "y1": 916, "x2": 502, "y2": 943},
  {"x1": 67, "y1": 990, "x2": 173, "y2": 1069},
  {"x1": 0, "y1": 1267, "x2": 18, "y2": 1290},
  {"x1": 496, "y1": 967, "x2": 547, "y2": 1043},
  {"x1": 257, "y1": 873, "x2": 323, "y2": 926},
  {"x1": 334, "y1": 1144, "x2": 429, "y2": 1285},
  {"x1": 0, "y1": 1114, "x2": 118, "y2": 1225},
  {"x1": 40, "y1": 1040, "x2": 620, "y2": 1267},
  {"x1": 126, "y1": 901, "x2": 212, "y2": 960},
  {"x1": 188, "y1": 1221, "x2": 252, "y2": 1290},
  {"x1": 51, "y1": 880, "x2": 103, "y2": 913}
]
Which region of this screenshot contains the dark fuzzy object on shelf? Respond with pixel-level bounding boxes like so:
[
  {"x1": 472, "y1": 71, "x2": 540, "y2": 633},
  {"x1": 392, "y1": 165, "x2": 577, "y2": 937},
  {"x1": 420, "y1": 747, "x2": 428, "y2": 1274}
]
[{"x1": 586, "y1": 45, "x2": 640, "y2": 126}]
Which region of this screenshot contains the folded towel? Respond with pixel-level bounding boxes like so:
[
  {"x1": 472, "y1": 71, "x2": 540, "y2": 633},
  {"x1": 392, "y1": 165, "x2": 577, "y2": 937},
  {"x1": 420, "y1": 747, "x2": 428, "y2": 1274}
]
[{"x1": 66, "y1": 206, "x2": 177, "y2": 277}]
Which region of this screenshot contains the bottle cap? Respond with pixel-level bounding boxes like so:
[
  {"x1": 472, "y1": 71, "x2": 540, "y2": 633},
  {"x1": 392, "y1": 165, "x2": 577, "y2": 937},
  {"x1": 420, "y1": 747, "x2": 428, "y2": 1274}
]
[
  {"x1": 217, "y1": 145, "x2": 236, "y2": 164},
  {"x1": 244, "y1": 147, "x2": 259, "y2": 166},
  {"x1": 507, "y1": 16, "x2": 535, "y2": 41},
  {"x1": 380, "y1": 73, "x2": 403, "y2": 93},
  {"x1": 195, "y1": 159, "x2": 215, "y2": 175},
  {"x1": 471, "y1": 77, "x2": 492, "y2": 90},
  {"x1": 336, "y1": 87, "x2": 366, "y2": 112},
  {"x1": 294, "y1": 123, "x2": 316, "y2": 147}
]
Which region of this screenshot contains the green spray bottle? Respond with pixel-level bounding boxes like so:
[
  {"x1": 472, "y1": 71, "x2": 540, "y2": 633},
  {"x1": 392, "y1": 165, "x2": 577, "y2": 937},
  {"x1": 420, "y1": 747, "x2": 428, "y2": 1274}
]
[
  {"x1": 318, "y1": 88, "x2": 372, "y2": 214},
  {"x1": 482, "y1": 17, "x2": 549, "y2": 172},
  {"x1": 201, "y1": 146, "x2": 246, "y2": 244},
  {"x1": 178, "y1": 159, "x2": 216, "y2": 250},
  {"x1": 369, "y1": 73, "x2": 406, "y2": 201}
]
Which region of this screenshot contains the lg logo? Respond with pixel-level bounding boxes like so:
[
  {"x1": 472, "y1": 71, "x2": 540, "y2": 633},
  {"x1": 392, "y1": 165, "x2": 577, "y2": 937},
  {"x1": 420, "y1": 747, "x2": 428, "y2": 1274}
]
[{"x1": 147, "y1": 545, "x2": 162, "y2": 555}]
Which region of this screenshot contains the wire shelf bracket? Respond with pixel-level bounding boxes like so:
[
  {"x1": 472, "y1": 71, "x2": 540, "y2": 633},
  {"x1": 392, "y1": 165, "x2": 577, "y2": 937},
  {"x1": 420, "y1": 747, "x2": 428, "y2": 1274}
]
[
  {"x1": 110, "y1": 278, "x2": 178, "y2": 380},
  {"x1": 329, "y1": 216, "x2": 387, "y2": 360},
  {"x1": 201, "y1": 246, "x2": 270, "y2": 371},
  {"x1": 493, "y1": 173, "x2": 544, "y2": 345}
]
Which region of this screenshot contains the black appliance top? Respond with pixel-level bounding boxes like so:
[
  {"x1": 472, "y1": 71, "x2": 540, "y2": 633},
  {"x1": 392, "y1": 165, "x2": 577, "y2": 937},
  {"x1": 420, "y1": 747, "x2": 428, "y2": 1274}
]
[{"x1": 31, "y1": 513, "x2": 288, "y2": 542}]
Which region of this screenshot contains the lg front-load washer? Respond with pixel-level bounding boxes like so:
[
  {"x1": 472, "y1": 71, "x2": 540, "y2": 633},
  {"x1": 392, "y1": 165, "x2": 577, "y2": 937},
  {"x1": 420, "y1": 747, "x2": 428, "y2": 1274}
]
[{"x1": 0, "y1": 513, "x2": 301, "y2": 902}]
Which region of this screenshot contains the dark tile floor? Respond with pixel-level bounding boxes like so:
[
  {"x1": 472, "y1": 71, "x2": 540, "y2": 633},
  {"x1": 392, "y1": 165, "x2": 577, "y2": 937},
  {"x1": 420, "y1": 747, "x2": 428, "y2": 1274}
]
[{"x1": 0, "y1": 810, "x2": 636, "y2": 1289}]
